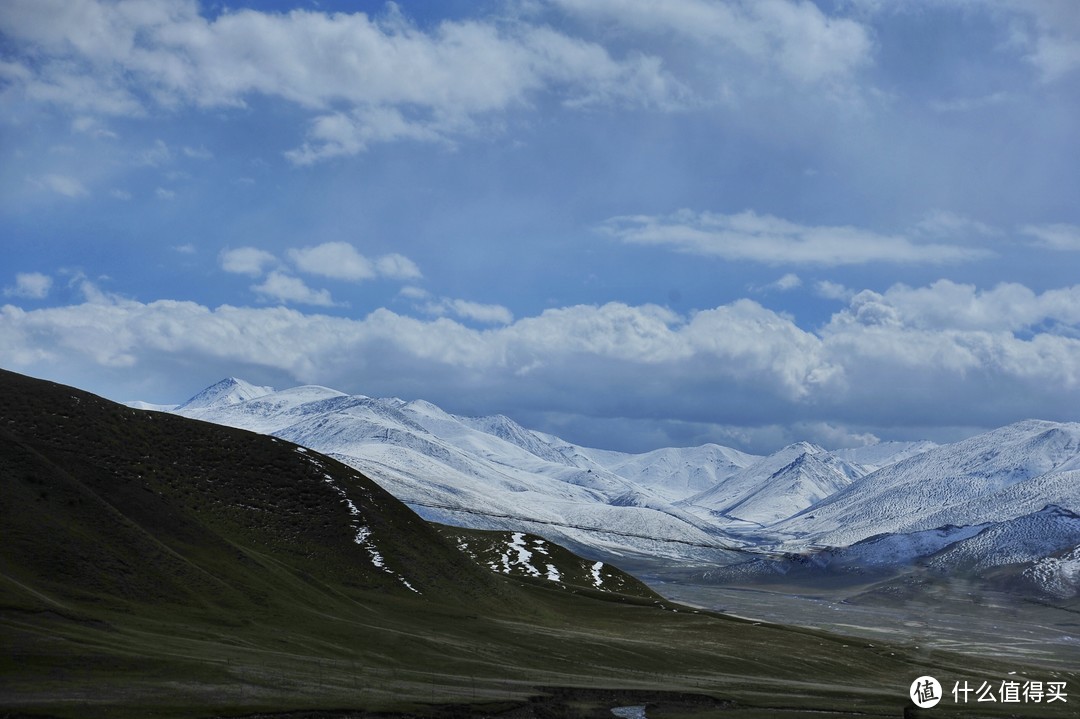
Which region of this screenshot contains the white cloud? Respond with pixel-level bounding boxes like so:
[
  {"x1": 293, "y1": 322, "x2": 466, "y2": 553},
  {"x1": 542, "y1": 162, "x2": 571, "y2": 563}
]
[
  {"x1": 929, "y1": 91, "x2": 1011, "y2": 113},
  {"x1": 551, "y1": 0, "x2": 874, "y2": 87},
  {"x1": 4, "y1": 272, "x2": 53, "y2": 299},
  {"x1": 155, "y1": 187, "x2": 176, "y2": 200},
  {"x1": 33, "y1": 174, "x2": 88, "y2": 198},
  {"x1": 915, "y1": 210, "x2": 1000, "y2": 238},
  {"x1": 182, "y1": 145, "x2": 213, "y2": 160},
  {"x1": 753, "y1": 273, "x2": 802, "y2": 293},
  {"x1": 220, "y1": 247, "x2": 278, "y2": 277},
  {"x1": 827, "y1": 280, "x2": 1080, "y2": 333},
  {"x1": 375, "y1": 253, "x2": 423, "y2": 281},
  {"x1": 0, "y1": 0, "x2": 682, "y2": 160},
  {"x1": 289, "y1": 242, "x2": 375, "y2": 281},
  {"x1": 853, "y1": 0, "x2": 1080, "y2": 83},
  {"x1": 1004, "y1": 0, "x2": 1080, "y2": 82},
  {"x1": 71, "y1": 114, "x2": 117, "y2": 138},
  {"x1": 1022, "y1": 223, "x2": 1080, "y2": 251},
  {"x1": 601, "y1": 210, "x2": 992, "y2": 265},
  {"x1": 252, "y1": 271, "x2": 336, "y2": 307},
  {"x1": 815, "y1": 280, "x2": 854, "y2": 301},
  {"x1": 422, "y1": 298, "x2": 514, "y2": 325},
  {"x1": 109, "y1": 188, "x2": 132, "y2": 200},
  {"x1": 288, "y1": 242, "x2": 422, "y2": 282},
  {"x1": 2, "y1": 281, "x2": 1079, "y2": 446},
  {"x1": 138, "y1": 139, "x2": 171, "y2": 167},
  {"x1": 173, "y1": 244, "x2": 196, "y2": 254}
]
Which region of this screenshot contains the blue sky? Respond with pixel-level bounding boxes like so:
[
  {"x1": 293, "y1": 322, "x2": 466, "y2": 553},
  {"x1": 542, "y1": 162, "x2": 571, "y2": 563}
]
[{"x1": 2, "y1": 0, "x2": 1079, "y2": 453}]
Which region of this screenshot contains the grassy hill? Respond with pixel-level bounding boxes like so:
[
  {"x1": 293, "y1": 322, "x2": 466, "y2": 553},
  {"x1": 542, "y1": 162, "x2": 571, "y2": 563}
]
[{"x1": 1, "y1": 369, "x2": 1074, "y2": 718}]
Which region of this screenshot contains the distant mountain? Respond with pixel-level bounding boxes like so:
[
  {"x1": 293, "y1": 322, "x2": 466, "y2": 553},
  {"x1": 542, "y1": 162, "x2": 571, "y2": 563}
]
[
  {"x1": 153, "y1": 378, "x2": 1079, "y2": 582},
  {"x1": 774, "y1": 420, "x2": 1080, "y2": 548},
  {"x1": 681, "y1": 442, "x2": 865, "y2": 527},
  {"x1": 169, "y1": 381, "x2": 751, "y2": 562},
  {"x1": 831, "y1": 440, "x2": 939, "y2": 473},
  {"x1": 700, "y1": 505, "x2": 1080, "y2": 600},
  {"x1": 175, "y1": 376, "x2": 275, "y2": 410}
]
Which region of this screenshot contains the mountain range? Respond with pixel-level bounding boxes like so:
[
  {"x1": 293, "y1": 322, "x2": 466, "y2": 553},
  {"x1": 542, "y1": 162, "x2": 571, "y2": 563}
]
[
  {"x1": 8, "y1": 367, "x2": 1029, "y2": 718},
  {"x1": 145, "y1": 377, "x2": 1080, "y2": 598}
]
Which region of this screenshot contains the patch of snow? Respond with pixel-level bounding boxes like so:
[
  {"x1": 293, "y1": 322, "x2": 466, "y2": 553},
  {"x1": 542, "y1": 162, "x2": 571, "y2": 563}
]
[
  {"x1": 1025, "y1": 547, "x2": 1080, "y2": 598},
  {"x1": 546, "y1": 564, "x2": 561, "y2": 582},
  {"x1": 591, "y1": 561, "x2": 604, "y2": 588}
]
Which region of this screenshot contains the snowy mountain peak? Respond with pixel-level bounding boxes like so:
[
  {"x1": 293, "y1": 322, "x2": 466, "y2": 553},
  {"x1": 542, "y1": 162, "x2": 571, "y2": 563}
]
[
  {"x1": 177, "y1": 377, "x2": 274, "y2": 410},
  {"x1": 786, "y1": 441, "x2": 826, "y2": 455}
]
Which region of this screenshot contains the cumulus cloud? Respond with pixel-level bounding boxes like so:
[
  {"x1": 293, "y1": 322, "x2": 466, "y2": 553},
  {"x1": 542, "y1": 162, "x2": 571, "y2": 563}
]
[
  {"x1": 826, "y1": 280, "x2": 1080, "y2": 333},
  {"x1": 4, "y1": 272, "x2": 53, "y2": 299},
  {"x1": 374, "y1": 253, "x2": 423, "y2": 281},
  {"x1": 289, "y1": 242, "x2": 376, "y2": 281},
  {"x1": 0, "y1": 0, "x2": 682, "y2": 161},
  {"x1": 601, "y1": 210, "x2": 992, "y2": 266},
  {"x1": 288, "y1": 242, "x2": 423, "y2": 281},
  {"x1": 252, "y1": 271, "x2": 336, "y2": 307},
  {"x1": 753, "y1": 273, "x2": 802, "y2": 293},
  {"x1": 220, "y1": 247, "x2": 278, "y2": 277},
  {"x1": 4, "y1": 279, "x2": 1076, "y2": 448},
  {"x1": 815, "y1": 280, "x2": 854, "y2": 301},
  {"x1": 421, "y1": 298, "x2": 514, "y2": 326}
]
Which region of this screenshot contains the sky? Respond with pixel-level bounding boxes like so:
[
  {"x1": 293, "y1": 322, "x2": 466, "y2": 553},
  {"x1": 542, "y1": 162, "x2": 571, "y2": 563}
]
[{"x1": 1, "y1": 0, "x2": 1079, "y2": 454}]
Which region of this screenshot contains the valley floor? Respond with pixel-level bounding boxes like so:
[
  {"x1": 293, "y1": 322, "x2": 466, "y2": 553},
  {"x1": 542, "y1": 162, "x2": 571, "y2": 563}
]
[{"x1": 642, "y1": 572, "x2": 1080, "y2": 672}]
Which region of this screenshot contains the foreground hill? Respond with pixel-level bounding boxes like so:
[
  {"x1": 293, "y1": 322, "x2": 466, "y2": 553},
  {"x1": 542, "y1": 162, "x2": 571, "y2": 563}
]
[{"x1": 4, "y1": 368, "x2": 1070, "y2": 718}]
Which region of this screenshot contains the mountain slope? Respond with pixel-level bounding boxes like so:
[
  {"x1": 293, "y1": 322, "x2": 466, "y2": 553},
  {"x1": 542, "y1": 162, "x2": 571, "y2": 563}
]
[
  {"x1": 681, "y1": 442, "x2": 864, "y2": 528},
  {"x1": 171, "y1": 382, "x2": 747, "y2": 561},
  {"x1": 3, "y1": 368, "x2": 1025, "y2": 719},
  {"x1": 775, "y1": 420, "x2": 1080, "y2": 547},
  {"x1": 164, "y1": 378, "x2": 1080, "y2": 572}
]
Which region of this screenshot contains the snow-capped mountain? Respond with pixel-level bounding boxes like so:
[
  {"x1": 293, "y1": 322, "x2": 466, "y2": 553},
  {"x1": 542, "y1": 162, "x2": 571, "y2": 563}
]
[
  {"x1": 681, "y1": 442, "x2": 865, "y2": 527},
  {"x1": 699, "y1": 504, "x2": 1080, "y2": 600},
  {"x1": 169, "y1": 381, "x2": 749, "y2": 561},
  {"x1": 773, "y1": 420, "x2": 1080, "y2": 548},
  {"x1": 176, "y1": 376, "x2": 275, "y2": 410},
  {"x1": 145, "y1": 379, "x2": 1079, "y2": 591}
]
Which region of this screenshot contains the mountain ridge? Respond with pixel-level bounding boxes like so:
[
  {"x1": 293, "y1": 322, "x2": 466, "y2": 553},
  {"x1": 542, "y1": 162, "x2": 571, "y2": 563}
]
[{"x1": 146, "y1": 377, "x2": 1080, "y2": 593}]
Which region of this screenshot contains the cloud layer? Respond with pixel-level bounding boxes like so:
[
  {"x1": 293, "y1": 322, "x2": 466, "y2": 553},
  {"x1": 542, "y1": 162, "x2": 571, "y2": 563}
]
[
  {"x1": 0, "y1": 0, "x2": 683, "y2": 162},
  {"x1": 2, "y1": 279, "x2": 1077, "y2": 451},
  {"x1": 601, "y1": 210, "x2": 992, "y2": 265}
]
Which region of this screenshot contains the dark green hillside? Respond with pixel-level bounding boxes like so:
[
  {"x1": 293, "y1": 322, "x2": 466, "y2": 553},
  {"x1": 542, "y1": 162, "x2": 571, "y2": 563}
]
[{"x1": 1, "y1": 369, "x2": 1075, "y2": 718}]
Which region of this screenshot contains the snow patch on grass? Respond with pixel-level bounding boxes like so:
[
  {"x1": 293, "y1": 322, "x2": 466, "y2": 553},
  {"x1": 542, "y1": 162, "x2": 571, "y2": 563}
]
[{"x1": 591, "y1": 561, "x2": 604, "y2": 588}]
